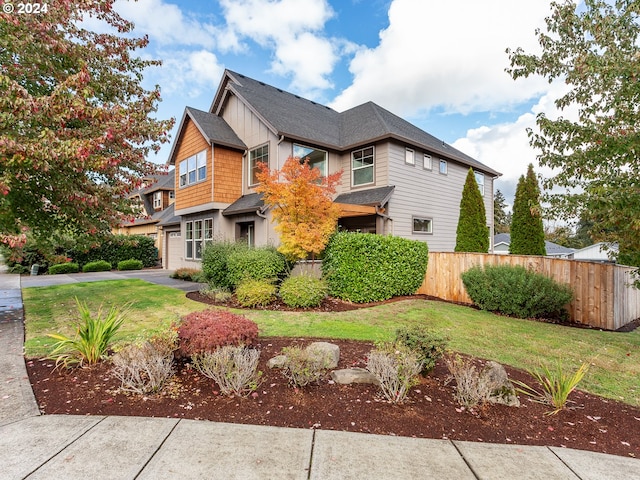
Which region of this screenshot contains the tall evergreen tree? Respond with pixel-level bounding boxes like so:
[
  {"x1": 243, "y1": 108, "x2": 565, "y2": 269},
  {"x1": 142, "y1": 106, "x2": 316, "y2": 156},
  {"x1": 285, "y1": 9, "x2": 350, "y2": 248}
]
[
  {"x1": 510, "y1": 164, "x2": 546, "y2": 255},
  {"x1": 494, "y1": 189, "x2": 511, "y2": 234},
  {"x1": 455, "y1": 169, "x2": 489, "y2": 253}
]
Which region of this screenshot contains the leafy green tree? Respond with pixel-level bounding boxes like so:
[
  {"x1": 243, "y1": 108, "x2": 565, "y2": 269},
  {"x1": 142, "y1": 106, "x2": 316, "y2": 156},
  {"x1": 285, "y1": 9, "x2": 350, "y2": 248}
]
[
  {"x1": 510, "y1": 164, "x2": 546, "y2": 255},
  {"x1": 455, "y1": 168, "x2": 489, "y2": 253},
  {"x1": 0, "y1": 1, "x2": 173, "y2": 247},
  {"x1": 507, "y1": 0, "x2": 640, "y2": 263},
  {"x1": 494, "y1": 189, "x2": 511, "y2": 234}
]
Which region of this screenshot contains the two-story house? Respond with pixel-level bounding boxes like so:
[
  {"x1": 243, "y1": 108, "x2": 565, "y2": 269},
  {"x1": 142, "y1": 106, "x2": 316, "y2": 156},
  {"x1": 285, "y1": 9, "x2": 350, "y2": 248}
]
[
  {"x1": 115, "y1": 170, "x2": 176, "y2": 261},
  {"x1": 163, "y1": 70, "x2": 501, "y2": 270}
]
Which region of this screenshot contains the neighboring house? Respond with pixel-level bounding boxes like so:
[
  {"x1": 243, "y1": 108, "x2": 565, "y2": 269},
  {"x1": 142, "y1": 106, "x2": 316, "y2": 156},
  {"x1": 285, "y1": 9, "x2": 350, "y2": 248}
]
[
  {"x1": 165, "y1": 70, "x2": 501, "y2": 270},
  {"x1": 493, "y1": 233, "x2": 574, "y2": 258},
  {"x1": 114, "y1": 170, "x2": 176, "y2": 260},
  {"x1": 569, "y1": 242, "x2": 618, "y2": 263}
]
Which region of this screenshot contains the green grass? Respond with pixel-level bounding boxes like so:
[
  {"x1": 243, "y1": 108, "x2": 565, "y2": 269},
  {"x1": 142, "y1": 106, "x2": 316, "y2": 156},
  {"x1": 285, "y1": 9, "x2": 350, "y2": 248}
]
[{"x1": 23, "y1": 280, "x2": 640, "y2": 407}]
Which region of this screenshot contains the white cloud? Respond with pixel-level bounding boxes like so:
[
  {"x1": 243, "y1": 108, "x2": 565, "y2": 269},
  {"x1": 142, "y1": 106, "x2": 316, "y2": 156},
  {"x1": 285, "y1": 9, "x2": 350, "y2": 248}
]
[
  {"x1": 217, "y1": 0, "x2": 340, "y2": 93},
  {"x1": 114, "y1": 0, "x2": 217, "y2": 48},
  {"x1": 330, "y1": 0, "x2": 554, "y2": 116},
  {"x1": 452, "y1": 82, "x2": 577, "y2": 206},
  {"x1": 155, "y1": 50, "x2": 225, "y2": 98}
]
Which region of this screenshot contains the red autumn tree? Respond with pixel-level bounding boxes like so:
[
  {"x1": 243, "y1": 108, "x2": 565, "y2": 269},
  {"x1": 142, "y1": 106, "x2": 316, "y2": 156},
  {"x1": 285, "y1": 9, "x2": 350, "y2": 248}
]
[
  {"x1": 255, "y1": 156, "x2": 342, "y2": 261},
  {"x1": 0, "y1": 0, "x2": 174, "y2": 246}
]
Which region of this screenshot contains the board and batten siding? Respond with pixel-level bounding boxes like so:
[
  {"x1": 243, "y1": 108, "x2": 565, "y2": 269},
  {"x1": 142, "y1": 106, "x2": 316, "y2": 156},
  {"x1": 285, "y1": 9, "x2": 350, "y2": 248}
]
[
  {"x1": 386, "y1": 142, "x2": 493, "y2": 252},
  {"x1": 335, "y1": 142, "x2": 390, "y2": 195}
]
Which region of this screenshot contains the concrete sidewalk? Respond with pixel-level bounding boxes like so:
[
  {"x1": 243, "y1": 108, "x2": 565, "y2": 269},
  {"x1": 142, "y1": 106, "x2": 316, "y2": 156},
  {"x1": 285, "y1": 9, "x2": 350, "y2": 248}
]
[{"x1": 2, "y1": 267, "x2": 640, "y2": 479}]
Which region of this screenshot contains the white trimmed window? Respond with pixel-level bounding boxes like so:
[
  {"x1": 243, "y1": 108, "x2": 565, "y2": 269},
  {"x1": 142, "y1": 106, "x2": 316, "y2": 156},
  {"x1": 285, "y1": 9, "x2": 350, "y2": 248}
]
[
  {"x1": 405, "y1": 148, "x2": 415, "y2": 165},
  {"x1": 474, "y1": 171, "x2": 485, "y2": 195},
  {"x1": 439, "y1": 159, "x2": 448, "y2": 175},
  {"x1": 204, "y1": 218, "x2": 213, "y2": 244},
  {"x1": 194, "y1": 220, "x2": 203, "y2": 259},
  {"x1": 185, "y1": 221, "x2": 194, "y2": 258},
  {"x1": 423, "y1": 154, "x2": 432, "y2": 170},
  {"x1": 249, "y1": 144, "x2": 268, "y2": 186},
  {"x1": 412, "y1": 217, "x2": 433, "y2": 234},
  {"x1": 153, "y1": 191, "x2": 162, "y2": 209},
  {"x1": 179, "y1": 150, "x2": 207, "y2": 187},
  {"x1": 294, "y1": 144, "x2": 327, "y2": 177},
  {"x1": 352, "y1": 146, "x2": 374, "y2": 186}
]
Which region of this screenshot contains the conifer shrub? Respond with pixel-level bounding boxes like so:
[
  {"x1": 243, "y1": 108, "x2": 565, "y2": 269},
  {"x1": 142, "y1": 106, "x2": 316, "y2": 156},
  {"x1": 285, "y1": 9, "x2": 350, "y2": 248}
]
[
  {"x1": 461, "y1": 264, "x2": 573, "y2": 320},
  {"x1": 48, "y1": 262, "x2": 80, "y2": 275},
  {"x1": 117, "y1": 259, "x2": 143, "y2": 271},
  {"x1": 235, "y1": 278, "x2": 277, "y2": 307},
  {"x1": 279, "y1": 274, "x2": 328, "y2": 308},
  {"x1": 455, "y1": 168, "x2": 489, "y2": 253},
  {"x1": 394, "y1": 326, "x2": 449, "y2": 374},
  {"x1": 82, "y1": 260, "x2": 112, "y2": 272},
  {"x1": 176, "y1": 310, "x2": 259, "y2": 358},
  {"x1": 323, "y1": 232, "x2": 428, "y2": 303}
]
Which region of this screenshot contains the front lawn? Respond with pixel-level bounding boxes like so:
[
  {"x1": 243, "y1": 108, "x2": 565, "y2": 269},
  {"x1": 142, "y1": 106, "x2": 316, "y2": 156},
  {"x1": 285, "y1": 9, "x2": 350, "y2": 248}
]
[{"x1": 23, "y1": 280, "x2": 640, "y2": 407}]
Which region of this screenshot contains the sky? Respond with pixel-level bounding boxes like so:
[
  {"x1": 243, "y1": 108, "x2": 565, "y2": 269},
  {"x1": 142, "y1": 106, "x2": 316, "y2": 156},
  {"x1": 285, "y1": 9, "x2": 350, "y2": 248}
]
[{"x1": 109, "y1": 0, "x2": 576, "y2": 209}]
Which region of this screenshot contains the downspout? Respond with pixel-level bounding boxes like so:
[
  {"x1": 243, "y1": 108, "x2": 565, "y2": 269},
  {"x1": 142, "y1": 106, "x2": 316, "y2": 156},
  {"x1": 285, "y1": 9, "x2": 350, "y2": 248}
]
[{"x1": 277, "y1": 135, "x2": 285, "y2": 169}]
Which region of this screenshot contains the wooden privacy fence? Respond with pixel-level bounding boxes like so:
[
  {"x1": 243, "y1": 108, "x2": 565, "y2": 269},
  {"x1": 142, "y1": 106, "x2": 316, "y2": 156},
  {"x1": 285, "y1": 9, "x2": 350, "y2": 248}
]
[{"x1": 416, "y1": 252, "x2": 640, "y2": 330}]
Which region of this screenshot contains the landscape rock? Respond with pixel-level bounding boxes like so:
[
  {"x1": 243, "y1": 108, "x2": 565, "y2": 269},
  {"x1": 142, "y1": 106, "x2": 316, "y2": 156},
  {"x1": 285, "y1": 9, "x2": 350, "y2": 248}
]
[
  {"x1": 267, "y1": 355, "x2": 287, "y2": 369},
  {"x1": 331, "y1": 368, "x2": 379, "y2": 385},
  {"x1": 306, "y1": 342, "x2": 340, "y2": 369},
  {"x1": 481, "y1": 361, "x2": 520, "y2": 407}
]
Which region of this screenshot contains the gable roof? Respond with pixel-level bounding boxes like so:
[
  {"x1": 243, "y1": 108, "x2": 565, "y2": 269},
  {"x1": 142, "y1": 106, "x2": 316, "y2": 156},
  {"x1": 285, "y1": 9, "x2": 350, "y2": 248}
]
[
  {"x1": 211, "y1": 70, "x2": 500, "y2": 176},
  {"x1": 493, "y1": 233, "x2": 575, "y2": 256},
  {"x1": 334, "y1": 186, "x2": 395, "y2": 207},
  {"x1": 167, "y1": 106, "x2": 246, "y2": 166}
]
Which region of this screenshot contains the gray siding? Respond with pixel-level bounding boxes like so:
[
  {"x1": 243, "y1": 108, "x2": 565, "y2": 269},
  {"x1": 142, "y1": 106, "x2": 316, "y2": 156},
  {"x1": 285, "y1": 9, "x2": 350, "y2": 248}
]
[
  {"x1": 335, "y1": 143, "x2": 390, "y2": 195},
  {"x1": 386, "y1": 142, "x2": 494, "y2": 252}
]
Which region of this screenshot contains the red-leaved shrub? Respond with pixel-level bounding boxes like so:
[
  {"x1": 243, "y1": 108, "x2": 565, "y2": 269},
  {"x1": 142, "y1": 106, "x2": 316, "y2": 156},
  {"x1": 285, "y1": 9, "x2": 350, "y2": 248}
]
[{"x1": 176, "y1": 310, "x2": 259, "y2": 358}]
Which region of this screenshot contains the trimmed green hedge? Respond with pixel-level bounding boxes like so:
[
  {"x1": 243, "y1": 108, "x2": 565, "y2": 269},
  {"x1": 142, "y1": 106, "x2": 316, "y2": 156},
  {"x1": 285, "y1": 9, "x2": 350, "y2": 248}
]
[
  {"x1": 82, "y1": 260, "x2": 112, "y2": 272},
  {"x1": 70, "y1": 235, "x2": 158, "y2": 268},
  {"x1": 48, "y1": 263, "x2": 80, "y2": 275},
  {"x1": 461, "y1": 264, "x2": 573, "y2": 320},
  {"x1": 117, "y1": 259, "x2": 143, "y2": 271},
  {"x1": 226, "y1": 247, "x2": 287, "y2": 288},
  {"x1": 322, "y1": 232, "x2": 429, "y2": 303},
  {"x1": 201, "y1": 241, "x2": 247, "y2": 289}
]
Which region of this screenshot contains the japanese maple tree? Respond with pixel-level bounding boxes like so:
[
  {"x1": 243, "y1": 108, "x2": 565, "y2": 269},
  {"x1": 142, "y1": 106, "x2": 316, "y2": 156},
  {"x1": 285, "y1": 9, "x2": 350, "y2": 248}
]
[
  {"x1": 0, "y1": 0, "x2": 173, "y2": 246},
  {"x1": 255, "y1": 156, "x2": 342, "y2": 261}
]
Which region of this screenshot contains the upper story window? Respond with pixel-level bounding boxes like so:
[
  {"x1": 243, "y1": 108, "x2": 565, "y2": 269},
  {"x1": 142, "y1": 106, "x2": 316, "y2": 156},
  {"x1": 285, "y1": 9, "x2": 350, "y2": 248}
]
[
  {"x1": 153, "y1": 191, "x2": 162, "y2": 209},
  {"x1": 249, "y1": 144, "x2": 269, "y2": 186},
  {"x1": 423, "y1": 154, "x2": 432, "y2": 170},
  {"x1": 179, "y1": 150, "x2": 207, "y2": 187},
  {"x1": 352, "y1": 146, "x2": 374, "y2": 186},
  {"x1": 294, "y1": 144, "x2": 327, "y2": 177},
  {"x1": 405, "y1": 148, "x2": 415, "y2": 165},
  {"x1": 474, "y1": 171, "x2": 485, "y2": 196},
  {"x1": 439, "y1": 159, "x2": 448, "y2": 175}
]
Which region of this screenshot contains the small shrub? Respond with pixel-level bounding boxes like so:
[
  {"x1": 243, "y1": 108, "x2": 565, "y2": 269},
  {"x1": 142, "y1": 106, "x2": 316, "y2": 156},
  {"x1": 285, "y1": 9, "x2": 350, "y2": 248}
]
[
  {"x1": 192, "y1": 345, "x2": 261, "y2": 396},
  {"x1": 366, "y1": 343, "x2": 423, "y2": 403},
  {"x1": 235, "y1": 278, "x2": 277, "y2": 307},
  {"x1": 394, "y1": 326, "x2": 448, "y2": 374},
  {"x1": 48, "y1": 298, "x2": 129, "y2": 368},
  {"x1": 514, "y1": 361, "x2": 589, "y2": 415},
  {"x1": 280, "y1": 345, "x2": 333, "y2": 387},
  {"x1": 170, "y1": 268, "x2": 201, "y2": 281},
  {"x1": 48, "y1": 262, "x2": 80, "y2": 275},
  {"x1": 444, "y1": 354, "x2": 494, "y2": 408},
  {"x1": 461, "y1": 264, "x2": 573, "y2": 320},
  {"x1": 111, "y1": 331, "x2": 177, "y2": 394},
  {"x1": 279, "y1": 274, "x2": 328, "y2": 308},
  {"x1": 323, "y1": 231, "x2": 429, "y2": 303},
  {"x1": 117, "y1": 258, "x2": 143, "y2": 271},
  {"x1": 9, "y1": 264, "x2": 29, "y2": 274},
  {"x1": 199, "y1": 286, "x2": 233, "y2": 303},
  {"x1": 226, "y1": 246, "x2": 287, "y2": 288},
  {"x1": 82, "y1": 260, "x2": 112, "y2": 273},
  {"x1": 176, "y1": 310, "x2": 259, "y2": 358},
  {"x1": 201, "y1": 240, "x2": 247, "y2": 289}
]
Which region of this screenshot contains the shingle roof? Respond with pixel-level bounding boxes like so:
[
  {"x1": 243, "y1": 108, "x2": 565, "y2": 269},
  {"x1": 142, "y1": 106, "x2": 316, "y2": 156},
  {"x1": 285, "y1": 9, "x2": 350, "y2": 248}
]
[
  {"x1": 334, "y1": 186, "x2": 395, "y2": 206},
  {"x1": 213, "y1": 70, "x2": 500, "y2": 176},
  {"x1": 222, "y1": 193, "x2": 265, "y2": 216},
  {"x1": 157, "y1": 203, "x2": 180, "y2": 226}
]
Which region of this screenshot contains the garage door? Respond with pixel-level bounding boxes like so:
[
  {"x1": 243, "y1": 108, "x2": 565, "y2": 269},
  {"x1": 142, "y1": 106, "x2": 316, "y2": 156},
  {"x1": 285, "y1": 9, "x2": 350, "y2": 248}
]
[{"x1": 167, "y1": 231, "x2": 182, "y2": 270}]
